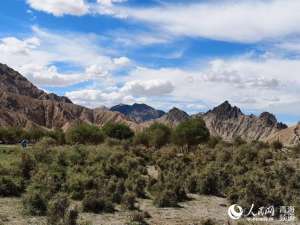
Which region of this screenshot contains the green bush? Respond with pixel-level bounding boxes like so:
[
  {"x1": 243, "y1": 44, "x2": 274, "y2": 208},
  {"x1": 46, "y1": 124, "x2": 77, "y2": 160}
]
[
  {"x1": 146, "y1": 123, "x2": 171, "y2": 148},
  {"x1": 47, "y1": 128, "x2": 66, "y2": 145},
  {"x1": 65, "y1": 208, "x2": 79, "y2": 225},
  {"x1": 47, "y1": 193, "x2": 70, "y2": 225},
  {"x1": 127, "y1": 211, "x2": 148, "y2": 225},
  {"x1": 23, "y1": 188, "x2": 48, "y2": 216},
  {"x1": 271, "y1": 140, "x2": 283, "y2": 150},
  {"x1": 153, "y1": 190, "x2": 178, "y2": 207},
  {"x1": 82, "y1": 191, "x2": 114, "y2": 213},
  {"x1": 0, "y1": 176, "x2": 22, "y2": 197},
  {"x1": 0, "y1": 127, "x2": 27, "y2": 144},
  {"x1": 66, "y1": 123, "x2": 105, "y2": 145},
  {"x1": 173, "y1": 118, "x2": 210, "y2": 149},
  {"x1": 103, "y1": 123, "x2": 134, "y2": 140},
  {"x1": 121, "y1": 192, "x2": 136, "y2": 210},
  {"x1": 200, "y1": 218, "x2": 217, "y2": 225},
  {"x1": 133, "y1": 132, "x2": 149, "y2": 147}
]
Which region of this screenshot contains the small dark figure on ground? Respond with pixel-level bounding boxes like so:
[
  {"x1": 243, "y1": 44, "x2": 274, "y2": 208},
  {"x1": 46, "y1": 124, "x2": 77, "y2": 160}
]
[{"x1": 20, "y1": 139, "x2": 29, "y2": 149}]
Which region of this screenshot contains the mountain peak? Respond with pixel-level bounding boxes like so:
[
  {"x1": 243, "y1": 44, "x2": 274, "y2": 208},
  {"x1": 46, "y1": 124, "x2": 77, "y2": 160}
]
[
  {"x1": 111, "y1": 103, "x2": 165, "y2": 123},
  {"x1": 0, "y1": 63, "x2": 72, "y2": 103},
  {"x1": 259, "y1": 112, "x2": 287, "y2": 128},
  {"x1": 208, "y1": 101, "x2": 243, "y2": 119},
  {"x1": 166, "y1": 107, "x2": 189, "y2": 121}
]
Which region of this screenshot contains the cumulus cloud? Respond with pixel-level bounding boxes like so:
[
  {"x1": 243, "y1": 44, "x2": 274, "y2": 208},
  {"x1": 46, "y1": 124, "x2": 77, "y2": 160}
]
[
  {"x1": 202, "y1": 60, "x2": 280, "y2": 89},
  {"x1": 122, "y1": 0, "x2": 300, "y2": 43},
  {"x1": 121, "y1": 80, "x2": 174, "y2": 96},
  {"x1": 26, "y1": 0, "x2": 127, "y2": 17},
  {"x1": 0, "y1": 37, "x2": 40, "y2": 55},
  {"x1": 65, "y1": 89, "x2": 144, "y2": 108},
  {"x1": 20, "y1": 64, "x2": 84, "y2": 87},
  {"x1": 97, "y1": 0, "x2": 126, "y2": 6},
  {"x1": 113, "y1": 56, "x2": 131, "y2": 66},
  {"x1": 26, "y1": 0, "x2": 89, "y2": 16},
  {"x1": 0, "y1": 27, "x2": 131, "y2": 87}
]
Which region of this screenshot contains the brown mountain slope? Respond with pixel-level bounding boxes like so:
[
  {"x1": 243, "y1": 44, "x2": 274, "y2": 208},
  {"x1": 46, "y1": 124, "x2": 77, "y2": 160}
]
[
  {"x1": 0, "y1": 63, "x2": 72, "y2": 103},
  {"x1": 0, "y1": 90, "x2": 137, "y2": 131},
  {"x1": 0, "y1": 63, "x2": 139, "y2": 130},
  {"x1": 266, "y1": 124, "x2": 300, "y2": 146},
  {"x1": 200, "y1": 101, "x2": 288, "y2": 142},
  {"x1": 141, "y1": 107, "x2": 190, "y2": 128},
  {"x1": 0, "y1": 63, "x2": 297, "y2": 145}
]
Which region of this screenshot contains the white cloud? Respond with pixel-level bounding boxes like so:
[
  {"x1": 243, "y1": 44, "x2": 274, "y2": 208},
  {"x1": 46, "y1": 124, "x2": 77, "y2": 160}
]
[
  {"x1": 0, "y1": 27, "x2": 131, "y2": 87},
  {"x1": 201, "y1": 59, "x2": 280, "y2": 89},
  {"x1": 65, "y1": 89, "x2": 144, "y2": 108},
  {"x1": 26, "y1": 0, "x2": 89, "y2": 16},
  {"x1": 20, "y1": 64, "x2": 84, "y2": 87},
  {"x1": 113, "y1": 56, "x2": 131, "y2": 66},
  {"x1": 0, "y1": 37, "x2": 40, "y2": 55},
  {"x1": 119, "y1": 54, "x2": 300, "y2": 116},
  {"x1": 277, "y1": 40, "x2": 300, "y2": 53},
  {"x1": 97, "y1": 0, "x2": 126, "y2": 7},
  {"x1": 121, "y1": 80, "x2": 174, "y2": 96},
  {"x1": 122, "y1": 0, "x2": 300, "y2": 43},
  {"x1": 66, "y1": 79, "x2": 173, "y2": 107},
  {"x1": 26, "y1": 0, "x2": 127, "y2": 17}
]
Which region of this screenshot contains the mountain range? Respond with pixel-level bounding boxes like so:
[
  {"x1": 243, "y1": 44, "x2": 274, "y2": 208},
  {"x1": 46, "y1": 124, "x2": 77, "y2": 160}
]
[{"x1": 0, "y1": 63, "x2": 299, "y2": 146}]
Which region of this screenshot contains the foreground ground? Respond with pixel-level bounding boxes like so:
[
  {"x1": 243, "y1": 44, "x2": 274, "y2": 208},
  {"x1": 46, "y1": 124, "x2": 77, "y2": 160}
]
[
  {"x1": 1, "y1": 196, "x2": 297, "y2": 225},
  {"x1": 0, "y1": 139, "x2": 299, "y2": 225}
]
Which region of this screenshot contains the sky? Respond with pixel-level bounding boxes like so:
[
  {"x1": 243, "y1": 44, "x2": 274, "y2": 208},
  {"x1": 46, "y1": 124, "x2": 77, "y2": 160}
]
[{"x1": 1, "y1": 0, "x2": 300, "y2": 124}]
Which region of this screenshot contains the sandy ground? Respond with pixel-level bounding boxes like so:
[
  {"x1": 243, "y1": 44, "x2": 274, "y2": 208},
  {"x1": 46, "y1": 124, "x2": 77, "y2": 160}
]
[{"x1": 1, "y1": 196, "x2": 299, "y2": 225}]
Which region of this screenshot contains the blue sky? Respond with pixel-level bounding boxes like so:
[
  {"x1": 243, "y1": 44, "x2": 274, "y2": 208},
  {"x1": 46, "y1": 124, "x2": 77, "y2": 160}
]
[{"x1": 1, "y1": 0, "x2": 300, "y2": 124}]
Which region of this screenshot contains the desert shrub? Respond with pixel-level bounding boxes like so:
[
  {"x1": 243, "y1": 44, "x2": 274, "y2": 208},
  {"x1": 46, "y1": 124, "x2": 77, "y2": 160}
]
[
  {"x1": 103, "y1": 123, "x2": 134, "y2": 140},
  {"x1": 173, "y1": 118, "x2": 210, "y2": 149},
  {"x1": 0, "y1": 127, "x2": 27, "y2": 144},
  {"x1": 271, "y1": 140, "x2": 283, "y2": 150},
  {"x1": 82, "y1": 191, "x2": 114, "y2": 213},
  {"x1": 121, "y1": 192, "x2": 136, "y2": 210},
  {"x1": 200, "y1": 218, "x2": 217, "y2": 225},
  {"x1": 207, "y1": 136, "x2": 222, "y2": 148},
  {"x1": 47, "y1": 128, "x2": 66, "y2": 145},
  {"x1": 295, "y1": 198, "x2": 300, "y2": 220},
  {"x1": 36, "y1": 136, "x2": 57, "y2": 147},
  {"x1": 65, "y1": 208, "x2": 79, "y2": 225},
  {"x1": 23, "y1": 188, "x2": 48, "y2": 216},
  {"x1": 26, "y1": 126, "x2": 47, "y2": 143},
  {"x1": 19, "y1": 152, "x2": 36, "y2": 181},
  {"x1": 47, "y1": 193, "x2": 70, "y2": 225},
  {"x1": 127, "y1": 211, "x2": 148, "y2": 225},
  {"x1": 153, "y1": 190, "x2": 178, "y2": 207},
  {"x1": 233, "y1": 136, "x2": 246, "y2": 146},
  {"x1": 196, "y1": 167, "x2": 223, "y2": 196},
  {"x1": 146, "y1": 123, "x2": 172, "y2": 148},
  {"x1": 67, "y1": 173, "x2": 89, "y2": 200},
  {"x1": 125, "y1": 174, "x2": 147, "y2": 198},
  {"x1": 66, "y1": 123, "x2": 104, "y2": 145},
  {"x1": 126, "y1": 211, "x2": 148, "y2": 225},
  {"x1": 133, "y1": 132, "x2": 149, "y2": 147},
  {"x1": 0, "y1": 176, "x2": 22, "y2": 197}
]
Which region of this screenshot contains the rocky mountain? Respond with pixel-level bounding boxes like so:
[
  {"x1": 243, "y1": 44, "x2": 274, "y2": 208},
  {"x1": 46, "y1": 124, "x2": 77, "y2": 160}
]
[
  {"x1": 0, "y1": 63, "x2": 136, "y2": 130},
  {"x1": 266, "y1": 123, "x2": 300, "y2": 146},
  {"x1": 111, "y1": 103, "x2": 165, "y2": 123},
  {"x1": 200, "y1": 101, "x2": 288, "y2": 142},
  {"x1": 0, "y1": 63, "x2": 72, "y2": 103},
  {"x1": 0, "y1": 63, "x2": 298, "y2": 145},
  {"x1": 155, "y1": 107, "x2": 189, "y2": 126}
]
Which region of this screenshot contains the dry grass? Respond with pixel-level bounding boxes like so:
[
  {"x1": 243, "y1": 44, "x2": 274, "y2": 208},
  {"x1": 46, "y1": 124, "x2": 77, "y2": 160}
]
[{"x1": 1, "y1": 196, "x2": 298, "y2": 225}]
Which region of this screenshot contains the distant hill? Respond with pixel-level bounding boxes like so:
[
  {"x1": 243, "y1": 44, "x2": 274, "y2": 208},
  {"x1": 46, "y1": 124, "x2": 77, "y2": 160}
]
[
  {"x1": 200, "y1": 101, "x2": 288, "y2": 142},
  {"x1": 111, "y1": 103, "x2": 165, "y2": 122},
  {"x1": 0, "y1": 63, "x2": 297, "y2": 145},
  {"x1": 0, "y1": 63, "x2": 137, "y2": 130}
]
